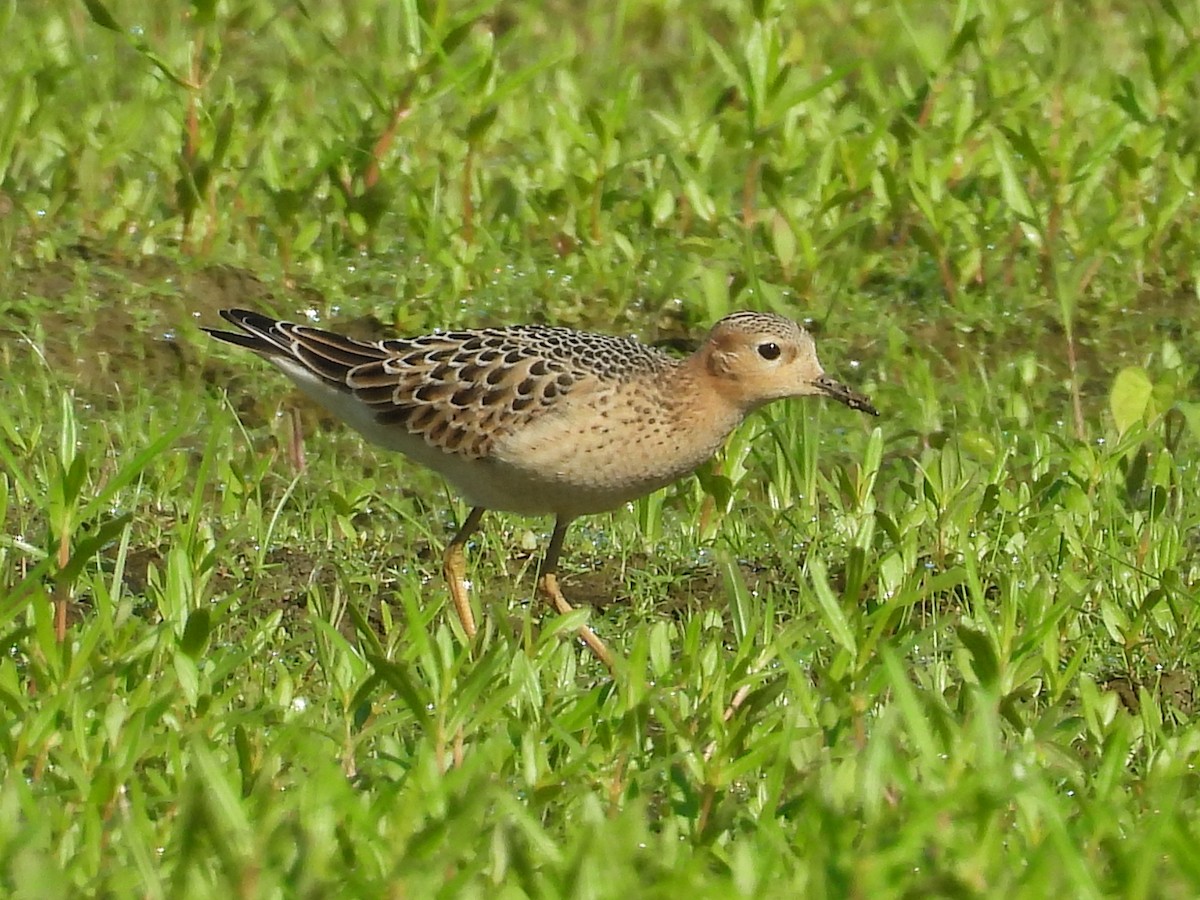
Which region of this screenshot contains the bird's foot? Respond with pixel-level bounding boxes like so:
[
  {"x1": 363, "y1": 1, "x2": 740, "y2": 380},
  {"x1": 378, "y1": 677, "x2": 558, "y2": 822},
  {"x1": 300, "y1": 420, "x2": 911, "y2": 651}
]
[{"x1": 537, "y1": 572, "x2": 615, "y2": 673}]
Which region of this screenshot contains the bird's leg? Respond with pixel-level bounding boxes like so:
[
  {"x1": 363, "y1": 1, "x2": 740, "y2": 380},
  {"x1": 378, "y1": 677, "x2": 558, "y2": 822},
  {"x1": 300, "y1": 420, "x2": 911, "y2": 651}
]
[
  {"x1": 537, "y1": 517, "x2": 615, "y2": 673},
  {"x1": 443, "y1": 506, "x2": 486, "y2": 643},
  {"x1": 441, "y1": 507, "x2": 487, "y2": 770}
]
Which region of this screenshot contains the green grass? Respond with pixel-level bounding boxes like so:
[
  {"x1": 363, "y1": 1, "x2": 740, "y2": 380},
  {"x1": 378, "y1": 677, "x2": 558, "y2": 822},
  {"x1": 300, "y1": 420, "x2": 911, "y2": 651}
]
[{"x1": 2, "y1": 0, "x2": 1200, "y2": 895}]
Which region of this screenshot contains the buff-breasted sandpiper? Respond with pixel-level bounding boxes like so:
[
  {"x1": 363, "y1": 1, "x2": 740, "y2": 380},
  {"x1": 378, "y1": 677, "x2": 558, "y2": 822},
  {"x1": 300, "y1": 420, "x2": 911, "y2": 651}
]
[{"x1": 204, "y1": 308, "x2": 878, "y2": 669}]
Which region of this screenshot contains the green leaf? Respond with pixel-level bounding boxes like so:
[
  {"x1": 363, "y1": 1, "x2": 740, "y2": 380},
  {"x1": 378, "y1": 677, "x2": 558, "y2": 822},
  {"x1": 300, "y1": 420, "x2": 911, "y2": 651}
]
[
  {"x1": 466, "y1": 107, "x2": 498, "y2": 144},
  {"x1": 990, "y1": 129, "x2": 1039, "y2": 227},
  {"x1": 694, "y1": 461, "x2": 733, "y2": 509},
  {"x1": 1110, "y1": 367, "x2": 1153, "y2": 437},
  {"x1": 188, "y1": 738, "x2": 252, "y2": 844},
  {"x1": 366, "y1": 654, "x2": 432, "y2": 731},
  {"x1": 0, "y1": 77, "x2": 35, "y2": 187},
  {"x1": 809, "y1": 558, "x2": 856, "y2": 659},
  {"x1": 292, "y1": 219, "x2": 322, "y2": 254},
  {"x1": 720, "y1": 551, "x2": 753, "y2": 646},
  {"x1": 771, "y1": 213, "x2": 796, "y2": 271},
  {"x1": 57, "y1": 513, "x2": 133, "y2": 587},
  {"x1": 192, "y1": 0, "x2": 218, "y2": 26},
  {"x1": 957, "y1": 626, "x2": 999, "y2": 689},
  {"x1": 438, "y1": 20, "x2": 475, "y2": 58},
  {"x1": 211, "y1": 103, "x2": 236, "y2": 170},
  {"x1": 999, "y1": 125, "x2": 1051, "y2": 187},
  {"x1": 1177, "y1": 401, "x2": 1200, "y2": 442},
  {"x1": 180, "y1": 608, "x2": 212, "y2": 659},
  {"x1": 81, "y1": 0, "x2": 122, "y2": 32}
]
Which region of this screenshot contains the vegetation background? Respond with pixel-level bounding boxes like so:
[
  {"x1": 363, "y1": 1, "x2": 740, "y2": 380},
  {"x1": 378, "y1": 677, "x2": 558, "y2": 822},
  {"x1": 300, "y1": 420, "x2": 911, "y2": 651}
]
[{"x1": 1, "y1": 0, "x2": 1198, "y2": 895}]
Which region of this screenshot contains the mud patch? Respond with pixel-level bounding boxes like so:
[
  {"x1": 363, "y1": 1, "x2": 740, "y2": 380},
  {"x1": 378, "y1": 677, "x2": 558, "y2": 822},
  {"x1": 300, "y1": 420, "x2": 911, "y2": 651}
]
[{"x1": 1, "y1": 244, "x2": 320, "y2": 405}]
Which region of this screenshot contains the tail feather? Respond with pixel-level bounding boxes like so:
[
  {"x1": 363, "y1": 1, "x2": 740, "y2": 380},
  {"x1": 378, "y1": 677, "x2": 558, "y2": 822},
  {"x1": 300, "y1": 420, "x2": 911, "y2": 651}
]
[{"x1": 203, "y1": 308, "x2": 389, "y2": 385}]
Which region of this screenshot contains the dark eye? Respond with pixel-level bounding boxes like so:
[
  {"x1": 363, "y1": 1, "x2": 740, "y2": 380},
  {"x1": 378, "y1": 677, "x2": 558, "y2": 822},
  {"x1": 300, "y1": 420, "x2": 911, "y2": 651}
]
[{"x1": 757, "y1": 342, "x2": 781, "y2": 360}]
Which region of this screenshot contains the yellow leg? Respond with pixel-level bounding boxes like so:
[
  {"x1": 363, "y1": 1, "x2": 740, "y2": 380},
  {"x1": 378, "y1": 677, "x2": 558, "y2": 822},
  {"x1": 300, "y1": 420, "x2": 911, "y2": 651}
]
[
  {"x1": 442, "y1": 506, "x2": 486, "y2": 642},
  {"x1": 537, "y1": 518, "x2": 615, "y2": 672},
  {"x1": 441, "y1": 507, "x2": 489, "y2": 770}
]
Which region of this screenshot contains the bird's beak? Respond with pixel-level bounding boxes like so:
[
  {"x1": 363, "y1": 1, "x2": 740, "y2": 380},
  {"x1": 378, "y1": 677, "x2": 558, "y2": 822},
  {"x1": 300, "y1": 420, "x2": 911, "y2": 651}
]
[{"x1": 814, "y1": 374, "x2": 879, "y2": 416}]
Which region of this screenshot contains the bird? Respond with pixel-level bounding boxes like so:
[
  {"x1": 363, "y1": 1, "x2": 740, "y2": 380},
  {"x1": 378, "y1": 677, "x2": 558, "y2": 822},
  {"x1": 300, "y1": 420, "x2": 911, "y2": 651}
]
[{"x1": 203, "y1": 308, "x2": 878, "y2": 670}]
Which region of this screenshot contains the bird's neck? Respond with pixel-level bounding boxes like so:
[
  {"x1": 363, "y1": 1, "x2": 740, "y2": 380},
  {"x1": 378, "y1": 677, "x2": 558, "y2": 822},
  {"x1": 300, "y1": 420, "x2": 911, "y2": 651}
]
[{"x1": 662, "y1": 356, "x2": 749, "y2": 459}]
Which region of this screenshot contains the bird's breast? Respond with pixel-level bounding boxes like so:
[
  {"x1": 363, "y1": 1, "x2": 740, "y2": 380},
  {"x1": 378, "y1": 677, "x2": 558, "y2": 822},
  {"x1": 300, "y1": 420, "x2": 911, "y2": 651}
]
[{"x1": 484, "y1": 381, "x2": 744, "y2": 515}]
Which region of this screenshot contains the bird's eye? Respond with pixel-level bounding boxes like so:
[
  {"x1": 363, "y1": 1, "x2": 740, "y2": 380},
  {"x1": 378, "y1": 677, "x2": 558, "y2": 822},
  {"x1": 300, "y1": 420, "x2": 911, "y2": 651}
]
[{"x1": 757, "y1": 342, "x2": 781, "y2": 360}]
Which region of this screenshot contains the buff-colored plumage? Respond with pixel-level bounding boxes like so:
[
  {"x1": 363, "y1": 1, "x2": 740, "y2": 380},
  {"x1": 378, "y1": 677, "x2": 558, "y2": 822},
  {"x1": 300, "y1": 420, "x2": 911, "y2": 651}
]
[{"x1": 205, "y1": 308, "x2": 877, "y2": 669}]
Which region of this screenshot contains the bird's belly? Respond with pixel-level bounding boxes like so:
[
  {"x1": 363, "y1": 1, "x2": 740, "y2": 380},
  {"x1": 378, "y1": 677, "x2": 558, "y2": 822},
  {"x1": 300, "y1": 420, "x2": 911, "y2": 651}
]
[
  {"x1": 485, "y1": 406, "x2": 730, "y2": 517},
  {"x1": 466, "y1": 457, "x2": 686, "y2": 517}
]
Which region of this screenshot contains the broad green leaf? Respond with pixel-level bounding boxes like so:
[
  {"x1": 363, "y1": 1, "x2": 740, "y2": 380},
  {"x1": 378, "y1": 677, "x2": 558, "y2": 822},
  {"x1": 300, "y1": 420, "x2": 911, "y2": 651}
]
[
  {"x1": 81, "y1": 0, "x2": 122, "y2": 32},
  {"x1": 809, "y1": 558, "x2": 856, "y2": 659},
  {"x1": 180, "y1": 608, "x2": 212, "y2": 659},
  {"x1": 990, "y1": 129, "x2": 1039, "y2": 227},
  {"x1": 1109, "y1": 367, "x2": 1153, "y2": 437}
]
